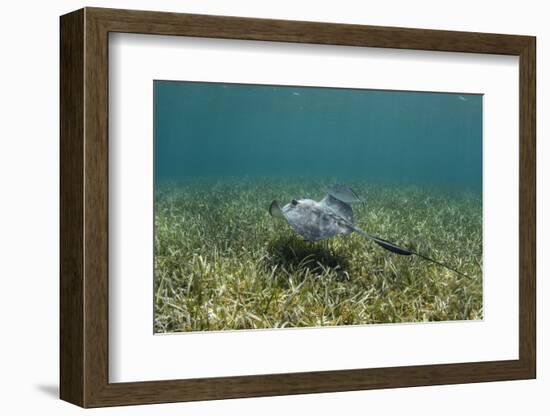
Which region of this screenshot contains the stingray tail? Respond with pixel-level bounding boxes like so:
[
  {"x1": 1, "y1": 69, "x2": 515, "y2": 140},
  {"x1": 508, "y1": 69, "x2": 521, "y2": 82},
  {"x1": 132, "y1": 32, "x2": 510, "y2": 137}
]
[
  {"x1": 354, "y1": 228, "x2": 414, "y2": 256},
  {"x1": 413, "y1": 253, "x2": 473, "y2": 279},
  {"x1": 353, "y1": 227, "x2": 473, "y2": 279}
]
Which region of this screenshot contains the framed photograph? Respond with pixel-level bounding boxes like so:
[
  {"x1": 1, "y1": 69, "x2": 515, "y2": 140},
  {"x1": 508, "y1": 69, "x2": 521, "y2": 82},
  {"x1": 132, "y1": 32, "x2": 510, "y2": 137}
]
[{"x1": 60, "y1": 7, "x2": 536, "y2": 408}]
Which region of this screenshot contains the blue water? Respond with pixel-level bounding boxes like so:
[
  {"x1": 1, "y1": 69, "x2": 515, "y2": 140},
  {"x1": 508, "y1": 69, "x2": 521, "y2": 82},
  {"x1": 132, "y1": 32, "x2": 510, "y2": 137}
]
[{"x1": 154, "y1": 80, "x2": 482, "y2": 192}]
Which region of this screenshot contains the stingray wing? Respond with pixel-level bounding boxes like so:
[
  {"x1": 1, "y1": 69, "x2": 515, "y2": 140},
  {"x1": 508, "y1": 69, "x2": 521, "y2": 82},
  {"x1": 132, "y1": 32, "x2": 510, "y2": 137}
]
[
  {"x1": 326, "y1": 184, "x2": 364, "y2": 205},
  {"x1": 270, "y1": 199, "x2": 352, "y2": 241},
  {"x1": 269, "y1": 200, "x2": 286, "y2": 220},
  {"x1": 285, "y1": 201, "x2": 350, "y2": 241},
  {"x1": 319, "y1": 194, "x2": 354, "y2": 224}
]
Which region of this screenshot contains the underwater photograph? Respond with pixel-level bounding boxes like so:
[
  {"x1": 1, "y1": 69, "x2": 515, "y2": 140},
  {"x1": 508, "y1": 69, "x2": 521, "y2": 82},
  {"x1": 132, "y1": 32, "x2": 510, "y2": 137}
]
[{"x1": 153, "y1": 80, "x2": 483, "y2": 333}]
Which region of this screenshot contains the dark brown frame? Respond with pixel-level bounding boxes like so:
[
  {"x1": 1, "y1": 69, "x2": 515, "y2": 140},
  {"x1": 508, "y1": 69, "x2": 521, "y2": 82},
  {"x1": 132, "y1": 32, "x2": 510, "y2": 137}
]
[{"x1": 60, "y1": 7, "x2": 536, "y2": 408}]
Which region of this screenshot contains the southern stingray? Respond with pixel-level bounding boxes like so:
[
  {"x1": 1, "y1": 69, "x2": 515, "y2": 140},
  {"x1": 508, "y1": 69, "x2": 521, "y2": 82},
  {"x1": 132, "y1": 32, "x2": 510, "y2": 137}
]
[{"x1": 269, "y1": 184, "x2": 471, "y2": 278}]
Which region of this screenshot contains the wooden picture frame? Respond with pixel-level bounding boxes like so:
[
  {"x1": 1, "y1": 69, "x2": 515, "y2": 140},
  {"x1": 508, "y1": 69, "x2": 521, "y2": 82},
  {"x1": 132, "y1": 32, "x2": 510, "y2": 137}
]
[{"x1": 60, "y1": 7, "x2": 536, "y2": 408}]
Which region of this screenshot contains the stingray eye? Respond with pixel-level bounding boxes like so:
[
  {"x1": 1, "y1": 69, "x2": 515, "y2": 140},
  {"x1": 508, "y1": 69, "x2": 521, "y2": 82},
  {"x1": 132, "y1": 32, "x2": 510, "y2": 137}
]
[{"x1": 291, "y1": 199, "x2": 298, "y2": 206}]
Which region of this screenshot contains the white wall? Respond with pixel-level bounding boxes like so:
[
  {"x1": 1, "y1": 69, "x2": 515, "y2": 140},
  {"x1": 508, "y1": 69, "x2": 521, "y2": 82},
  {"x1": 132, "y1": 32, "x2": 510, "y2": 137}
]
[{"x1": 0, "y1": 0, "x2": 545, "y2": 414}]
